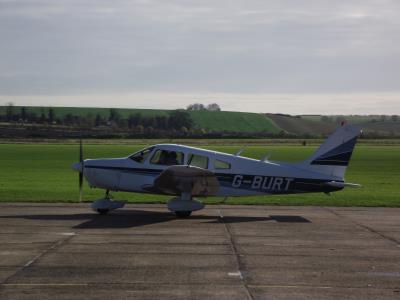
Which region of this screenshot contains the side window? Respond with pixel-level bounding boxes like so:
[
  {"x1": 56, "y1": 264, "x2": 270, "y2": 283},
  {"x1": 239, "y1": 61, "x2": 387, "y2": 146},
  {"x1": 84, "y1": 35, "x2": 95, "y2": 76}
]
[
  {"x1": 188, "y1": 154, "x2": 208, "y2": 169},
  {"x1": 129, "y1": 147, "x2": 154, "y2": 163},
  {"x1": 150, "y1": 150, "x2": 184, "y2": 165},
  {"x1": 214, "y1": 159, "x2": 231, "y2": 169}
]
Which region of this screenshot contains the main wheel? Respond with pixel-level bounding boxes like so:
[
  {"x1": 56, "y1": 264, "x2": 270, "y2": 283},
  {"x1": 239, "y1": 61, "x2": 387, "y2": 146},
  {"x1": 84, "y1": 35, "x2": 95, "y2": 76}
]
[
  {"x1": 175, "y1": 211, "x2": 192, "y2": 218},
  {"x1": 97, "y1": 209, "x2": 109, "y2": 215}
]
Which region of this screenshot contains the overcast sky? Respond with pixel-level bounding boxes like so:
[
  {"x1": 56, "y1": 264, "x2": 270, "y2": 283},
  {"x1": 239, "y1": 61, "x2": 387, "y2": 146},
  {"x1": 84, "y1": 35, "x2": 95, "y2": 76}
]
[{"x1": 0, "y1": 0, "x2": 399, "y2": 114}]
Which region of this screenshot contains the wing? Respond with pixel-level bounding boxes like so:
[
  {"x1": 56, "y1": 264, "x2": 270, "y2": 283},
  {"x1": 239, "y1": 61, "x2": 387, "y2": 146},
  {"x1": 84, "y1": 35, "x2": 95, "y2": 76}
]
[{"x1": 149, "y1": 165, "x2": 219, "y2": 196}]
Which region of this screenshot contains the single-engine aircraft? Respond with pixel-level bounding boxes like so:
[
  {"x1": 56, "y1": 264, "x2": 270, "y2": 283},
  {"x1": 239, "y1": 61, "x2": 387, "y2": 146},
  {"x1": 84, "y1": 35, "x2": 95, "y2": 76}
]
[{"x1": 72, "y1": 124, "x2": 361, "y2": 217}]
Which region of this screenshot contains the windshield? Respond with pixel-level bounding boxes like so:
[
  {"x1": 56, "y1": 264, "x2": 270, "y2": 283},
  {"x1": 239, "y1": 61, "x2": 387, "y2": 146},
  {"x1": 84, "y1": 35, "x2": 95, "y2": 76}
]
[{"x1": 129, "y1": 146, "x2": 155, "y2": 163}]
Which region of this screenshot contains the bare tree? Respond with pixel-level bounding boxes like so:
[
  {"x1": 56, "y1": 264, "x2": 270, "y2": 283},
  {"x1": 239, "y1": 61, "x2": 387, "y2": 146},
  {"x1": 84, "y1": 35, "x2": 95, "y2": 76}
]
[
  {"x1": 206, "y1": 103, "x2": 221, "y2": 111},
  {"x1": 187, "y1": 103, "x2": 206, "y2": 111},
  {"x1": 6, "y1": 102, "x2": 14, "y2": 122}
]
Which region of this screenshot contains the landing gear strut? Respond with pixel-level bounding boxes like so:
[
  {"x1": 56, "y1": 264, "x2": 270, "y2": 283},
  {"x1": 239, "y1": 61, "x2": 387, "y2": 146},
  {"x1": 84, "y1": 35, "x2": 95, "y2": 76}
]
[{"x1": 97, "y1": 190, "x2": 111, "y2": 214}]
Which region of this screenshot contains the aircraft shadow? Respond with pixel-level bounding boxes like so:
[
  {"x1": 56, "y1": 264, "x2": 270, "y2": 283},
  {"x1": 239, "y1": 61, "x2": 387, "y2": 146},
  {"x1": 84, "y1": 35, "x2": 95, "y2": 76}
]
[{"x1": 0, "y1": 209, "x2": 310, "y2": 229}]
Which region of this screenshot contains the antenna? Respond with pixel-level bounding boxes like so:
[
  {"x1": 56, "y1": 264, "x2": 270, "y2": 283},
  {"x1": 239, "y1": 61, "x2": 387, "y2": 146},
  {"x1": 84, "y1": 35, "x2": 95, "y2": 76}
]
[
  {"x1": 235, "y1": 147, "x2": 246, "y2": 156},
  {"x1": 260, "y1": 153, "x2": 271, "y2": 162}
]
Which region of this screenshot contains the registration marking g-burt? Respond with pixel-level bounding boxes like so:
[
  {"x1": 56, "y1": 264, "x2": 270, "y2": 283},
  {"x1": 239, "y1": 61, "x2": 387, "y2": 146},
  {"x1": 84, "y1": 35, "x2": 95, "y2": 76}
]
[{"x1": 232, "y1": 175, "x2": 294, "y2": 191}]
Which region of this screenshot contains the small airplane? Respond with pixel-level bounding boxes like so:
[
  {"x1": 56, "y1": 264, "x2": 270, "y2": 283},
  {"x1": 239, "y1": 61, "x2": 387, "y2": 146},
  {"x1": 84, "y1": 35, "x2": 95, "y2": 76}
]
[{"x1": 72, "y1": 124, "x2": 361, "y2": 217}]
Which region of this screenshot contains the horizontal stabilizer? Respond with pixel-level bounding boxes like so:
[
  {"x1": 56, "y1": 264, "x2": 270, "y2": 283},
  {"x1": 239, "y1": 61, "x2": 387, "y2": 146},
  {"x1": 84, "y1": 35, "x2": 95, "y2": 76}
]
[{"x1": 324, "y1": 181, "x2": 362, "y2": 189}]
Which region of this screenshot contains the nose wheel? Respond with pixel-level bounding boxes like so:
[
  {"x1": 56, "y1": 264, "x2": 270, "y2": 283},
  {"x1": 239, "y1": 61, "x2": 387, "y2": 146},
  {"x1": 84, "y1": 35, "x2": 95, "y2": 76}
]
[
  {"x1": 174, "y1": 211, "x2": 192, "y2": 218},
  {"x1": 91, "y1": 190, "x2": 126, "y2": 214}
]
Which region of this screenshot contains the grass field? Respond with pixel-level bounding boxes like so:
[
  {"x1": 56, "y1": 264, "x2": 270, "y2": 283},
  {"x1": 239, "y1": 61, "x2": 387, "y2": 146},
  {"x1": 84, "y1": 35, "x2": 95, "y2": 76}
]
[{"x1": 0, "y1": 142, "x2": 398, "y2": 207}]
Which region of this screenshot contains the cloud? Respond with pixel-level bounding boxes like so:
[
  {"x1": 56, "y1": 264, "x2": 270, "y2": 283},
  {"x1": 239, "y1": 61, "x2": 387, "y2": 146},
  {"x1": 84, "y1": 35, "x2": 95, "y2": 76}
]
[{"x1": 0, "y1": 0, "x2": 399, "y2": 113}]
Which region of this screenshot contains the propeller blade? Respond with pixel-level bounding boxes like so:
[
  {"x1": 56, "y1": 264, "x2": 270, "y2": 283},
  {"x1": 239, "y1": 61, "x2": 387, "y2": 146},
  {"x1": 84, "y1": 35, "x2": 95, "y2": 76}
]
[
  {"x1": 79, "y1": 139, "x2": 83, "y2": 202},
  {"x1": 79, "y1": 139, "x2": 83, "y2": 164},
  {"x1": 79, "y1": 171, "x2": 83, "y2": 202}
]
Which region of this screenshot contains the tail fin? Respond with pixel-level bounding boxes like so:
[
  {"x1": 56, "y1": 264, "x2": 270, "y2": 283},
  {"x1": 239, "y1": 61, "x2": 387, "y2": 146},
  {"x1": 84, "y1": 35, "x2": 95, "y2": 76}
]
[{"x1": 298, "y1": 124, "x2": 362, "y2": 179}]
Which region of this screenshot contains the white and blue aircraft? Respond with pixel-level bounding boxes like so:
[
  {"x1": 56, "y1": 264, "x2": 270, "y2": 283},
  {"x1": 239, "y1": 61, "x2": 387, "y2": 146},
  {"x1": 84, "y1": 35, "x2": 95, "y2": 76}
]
[{"x1": 72, "y1": 124, "x2": 361, "y2": 217}]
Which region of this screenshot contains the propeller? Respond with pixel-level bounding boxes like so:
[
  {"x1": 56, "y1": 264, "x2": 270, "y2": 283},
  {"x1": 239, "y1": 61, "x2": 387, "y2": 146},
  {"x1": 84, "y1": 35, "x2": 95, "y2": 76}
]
[{"x1": 79, "y1": 139, "x2": 83, "y2": 202}]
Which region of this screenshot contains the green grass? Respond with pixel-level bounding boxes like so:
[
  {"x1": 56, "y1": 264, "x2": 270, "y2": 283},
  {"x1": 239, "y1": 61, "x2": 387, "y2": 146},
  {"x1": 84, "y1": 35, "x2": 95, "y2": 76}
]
[{"x1": 0, "y1": 143, "x2": 399, "y2": 207}]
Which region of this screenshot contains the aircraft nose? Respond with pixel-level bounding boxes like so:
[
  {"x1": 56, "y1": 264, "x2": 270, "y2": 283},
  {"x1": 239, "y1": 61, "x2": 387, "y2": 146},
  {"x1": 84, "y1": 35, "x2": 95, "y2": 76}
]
[{"x1": 72, "y1": 162, "x2": 82, "y2": 172}]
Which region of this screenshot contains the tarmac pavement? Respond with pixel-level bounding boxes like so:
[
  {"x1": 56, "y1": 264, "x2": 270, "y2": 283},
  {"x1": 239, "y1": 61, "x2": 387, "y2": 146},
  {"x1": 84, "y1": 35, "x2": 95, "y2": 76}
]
[{"x1": 0, "y1": 203, "x2": 399, "y2": 299}]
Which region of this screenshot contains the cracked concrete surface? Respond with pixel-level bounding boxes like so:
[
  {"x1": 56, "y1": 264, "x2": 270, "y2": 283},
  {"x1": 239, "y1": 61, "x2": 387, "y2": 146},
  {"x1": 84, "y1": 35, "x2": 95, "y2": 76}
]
[{"x1": 0, "y1": 203, "x2": 399, "y2": 299}]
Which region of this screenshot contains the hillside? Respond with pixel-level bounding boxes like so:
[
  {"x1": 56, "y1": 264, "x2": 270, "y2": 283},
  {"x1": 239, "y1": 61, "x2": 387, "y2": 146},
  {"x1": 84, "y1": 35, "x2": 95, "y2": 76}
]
[
  {"x1": 300, "y1": 115, "x2": 400, "y2": 137},
  {"x1": 301, "y1": 115, "x2": 390, "y2": 124},
  {"x1": 266, "y1": 114, "x2": 336, "y2": 136},
  {"x1": 191, "y1": 110, "x2": 280, "y2": 133},
  {"x1": 0, "y1": 106, "x2": 170, "y2": 119},
  {"x1": 0, "y1": 106, "x2": 282, "y2": 134},
  {"x1": 1, "y1": 105, "x2": 399, "y2": 138}
]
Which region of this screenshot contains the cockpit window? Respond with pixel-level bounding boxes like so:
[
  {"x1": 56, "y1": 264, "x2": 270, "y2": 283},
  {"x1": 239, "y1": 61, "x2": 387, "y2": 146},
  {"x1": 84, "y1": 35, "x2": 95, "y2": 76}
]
[
  {"x1": 188, "y1": 153, "x2": 209, "y2": 169},
  {"x1": 150, "y1": 150, "x2": 184, "y2": 166},
  {"x1": 214, "y1": 159, "x2": 231, "y2": 169},
  {"x1": 129, "y1": 147, "x2": 154, "y2": 163}
]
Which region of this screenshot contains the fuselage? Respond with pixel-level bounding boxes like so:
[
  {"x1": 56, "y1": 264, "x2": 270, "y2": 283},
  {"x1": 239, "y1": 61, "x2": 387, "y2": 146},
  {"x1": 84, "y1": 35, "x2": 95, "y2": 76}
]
[{"x1": 74, "y1": 144, "x2": 343, "y2": 197}]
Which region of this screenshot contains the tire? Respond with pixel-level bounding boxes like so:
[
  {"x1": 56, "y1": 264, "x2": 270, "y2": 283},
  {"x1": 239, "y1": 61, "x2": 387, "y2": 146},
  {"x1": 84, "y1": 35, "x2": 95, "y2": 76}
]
[
  {"x1": 175, "y1": 211, "x2": 192, "y2": 218},
  {"x1": 97, "y1": 209, "x2": 109, "y2": 215}
]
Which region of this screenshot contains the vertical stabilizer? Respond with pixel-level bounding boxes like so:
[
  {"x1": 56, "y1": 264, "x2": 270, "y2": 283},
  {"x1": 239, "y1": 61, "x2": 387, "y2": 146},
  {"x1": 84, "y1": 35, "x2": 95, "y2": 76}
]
[{"x1": 298, "y1": 124, "x2": 362, "y2": 179}]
